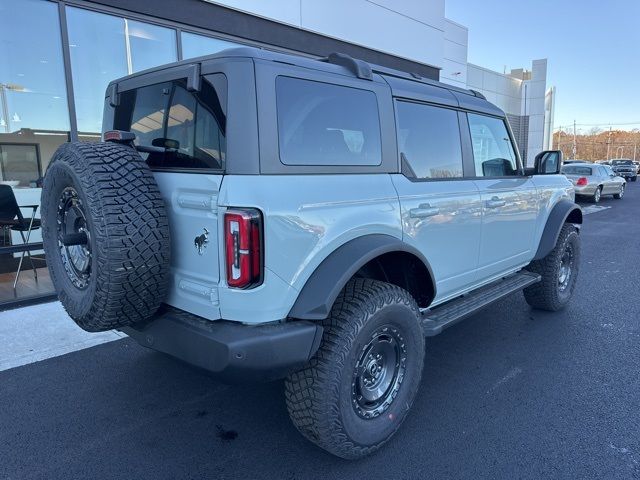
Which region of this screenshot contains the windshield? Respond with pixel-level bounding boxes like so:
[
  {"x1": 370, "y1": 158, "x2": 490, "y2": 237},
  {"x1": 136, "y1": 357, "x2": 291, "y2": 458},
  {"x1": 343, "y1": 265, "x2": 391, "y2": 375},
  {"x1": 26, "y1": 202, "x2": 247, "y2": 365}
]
[{"x1": 611, "y1": 160, "x2": 633, "y2": 165}]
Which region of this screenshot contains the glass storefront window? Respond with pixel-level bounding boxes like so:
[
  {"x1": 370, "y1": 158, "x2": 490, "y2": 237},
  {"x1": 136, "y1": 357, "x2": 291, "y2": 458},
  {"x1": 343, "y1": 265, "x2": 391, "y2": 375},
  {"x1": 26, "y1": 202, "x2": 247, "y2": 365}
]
[
  {"x1": 128, "y1": 20, "x2": 177, "y2": 73},
  {"x1": 181, "y1": 32, "x2": 239, "y2": 59},
  {"x1": 66, "y1": 7, "x2": 128, "y2": 135},
  {"x1": 0, "y1": 0, "x2": 69, "y2": 133},
  {"x1": 67, "y1": 8, "x2": 179, "y2": 134},
  {"x1": 0, "y1": 0, "x2": 70, "y2": 304}
]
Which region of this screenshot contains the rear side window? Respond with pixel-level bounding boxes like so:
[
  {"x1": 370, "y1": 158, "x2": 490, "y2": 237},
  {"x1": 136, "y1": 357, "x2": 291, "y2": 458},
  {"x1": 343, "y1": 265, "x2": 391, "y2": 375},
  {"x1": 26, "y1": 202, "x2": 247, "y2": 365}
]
[
  {"x1": 468, "y1": 113, "x2": 518, "y2": 177},
  {"x1": 276, "y1": 77, "x2": 382, "y2": 166},
  {"x1": 114, "y1": 74, "x2": 227, "y2": 170},
  {"x1": 396, "y1": 101, "x2": 463, "y2": 179}
]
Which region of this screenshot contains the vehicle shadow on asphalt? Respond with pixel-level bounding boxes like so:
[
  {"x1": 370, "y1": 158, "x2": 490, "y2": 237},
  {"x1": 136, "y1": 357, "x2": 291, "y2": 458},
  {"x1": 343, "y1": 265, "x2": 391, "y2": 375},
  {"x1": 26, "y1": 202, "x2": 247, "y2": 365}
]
[{"x1": 17, "y1": 294, "x2": 578, "y2": 479}]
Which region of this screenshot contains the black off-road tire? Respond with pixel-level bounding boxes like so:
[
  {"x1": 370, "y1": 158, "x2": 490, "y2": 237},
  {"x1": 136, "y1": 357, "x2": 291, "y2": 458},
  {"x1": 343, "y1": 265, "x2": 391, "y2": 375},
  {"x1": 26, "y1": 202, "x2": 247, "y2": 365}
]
[
  {"x1": 285, "y1": 279, "x2": 425, "y2": 459},
  {"x1": 524, "y1": 224, "x2": 580, "y2": 312},
  {"x1": 41, "y1": 142, "x2": 170, "y2": 332}
]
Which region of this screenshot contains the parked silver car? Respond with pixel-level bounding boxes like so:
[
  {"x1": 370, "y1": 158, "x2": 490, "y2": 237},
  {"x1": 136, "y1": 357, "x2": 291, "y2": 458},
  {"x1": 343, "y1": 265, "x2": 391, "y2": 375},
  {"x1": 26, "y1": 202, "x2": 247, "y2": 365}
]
[{"x1": 562, "y1": 162, "x2": 625, "y2": 203}]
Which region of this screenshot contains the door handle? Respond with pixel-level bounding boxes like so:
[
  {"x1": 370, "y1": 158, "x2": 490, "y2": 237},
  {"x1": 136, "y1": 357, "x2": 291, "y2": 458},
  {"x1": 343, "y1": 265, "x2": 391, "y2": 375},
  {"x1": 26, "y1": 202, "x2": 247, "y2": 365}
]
[
  {"x1": 485, "y1": 197, "x2": 506, "y2": 209},
  {"x1": 410, "y1": 204, "x2": 440, "y2": 218}
]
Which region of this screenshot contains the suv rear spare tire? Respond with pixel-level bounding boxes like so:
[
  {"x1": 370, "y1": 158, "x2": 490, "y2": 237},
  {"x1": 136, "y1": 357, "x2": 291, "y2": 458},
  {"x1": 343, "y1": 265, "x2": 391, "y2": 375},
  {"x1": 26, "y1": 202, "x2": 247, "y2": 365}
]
[{"x1": 41, "y1": 142, "x2": 170, "y2": 332}]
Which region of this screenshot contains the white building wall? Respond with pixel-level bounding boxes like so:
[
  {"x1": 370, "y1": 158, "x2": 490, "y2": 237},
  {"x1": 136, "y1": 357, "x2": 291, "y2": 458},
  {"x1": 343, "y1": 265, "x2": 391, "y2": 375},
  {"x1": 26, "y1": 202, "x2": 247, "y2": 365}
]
[
  {"x1": 466, "y1": 64, "x2": 523, "y2": 115},
  {"x1": 440, "y1": 19, "x2": 468, "y2": 88},
  {"x1": 203, "y1": 0, "x2": 303, "y2": 26},
  {"x1": 544, "y1": 87, "x2": 556, "y2": 150},
  {"x1": 205, "y1": 0, "x2": 445, "y2": 68},
  {"x1": 524, "y1": 59, "x2": 548, "y2": 163}
]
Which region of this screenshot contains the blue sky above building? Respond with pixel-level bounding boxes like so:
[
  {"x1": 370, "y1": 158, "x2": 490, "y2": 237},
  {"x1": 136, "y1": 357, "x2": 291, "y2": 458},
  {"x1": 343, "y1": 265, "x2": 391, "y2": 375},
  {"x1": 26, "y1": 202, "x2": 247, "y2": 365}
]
[{"x1": 446, "y1": 0, "x2": 640, "y2": 131}]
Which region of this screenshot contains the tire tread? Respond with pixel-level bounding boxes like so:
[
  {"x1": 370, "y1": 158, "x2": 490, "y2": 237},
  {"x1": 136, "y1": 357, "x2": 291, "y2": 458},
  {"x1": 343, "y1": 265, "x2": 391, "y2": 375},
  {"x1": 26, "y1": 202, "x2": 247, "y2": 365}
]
[
  {"x1": 41, "y1": 142, "x2": 170, "y2": 332},
  {"x1": 285, "y1": 279, "x2": 423, "y2": 459},
  {"x1": 524, "y1": 223, "x2": 579, "y2": 312}
]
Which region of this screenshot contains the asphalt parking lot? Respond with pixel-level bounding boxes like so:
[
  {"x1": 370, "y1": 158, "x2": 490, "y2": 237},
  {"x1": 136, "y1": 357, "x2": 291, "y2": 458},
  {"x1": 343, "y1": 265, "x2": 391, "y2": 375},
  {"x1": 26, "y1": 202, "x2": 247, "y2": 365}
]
[{"x1": 2, "y1": 184, "x2": 639, "y2": 480}]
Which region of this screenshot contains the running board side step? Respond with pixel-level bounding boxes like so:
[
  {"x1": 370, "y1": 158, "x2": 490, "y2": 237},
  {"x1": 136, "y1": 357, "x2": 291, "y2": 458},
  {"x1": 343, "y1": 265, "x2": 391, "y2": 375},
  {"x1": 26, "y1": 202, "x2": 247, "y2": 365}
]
[{"x1": 421, "y1": 271, "x2": 541, "y2": 337}]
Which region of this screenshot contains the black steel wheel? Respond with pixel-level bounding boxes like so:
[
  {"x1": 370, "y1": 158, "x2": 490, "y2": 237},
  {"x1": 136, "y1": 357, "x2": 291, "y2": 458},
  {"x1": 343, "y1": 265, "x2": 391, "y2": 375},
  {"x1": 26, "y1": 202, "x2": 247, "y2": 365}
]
[
  {"x1": 524, "y1": 223, "x2": 580, "y2": 311},
  {"x1": 56, "y1": 187, "x2": 92, "y2": 290},
  {"x1": 285, "y1": 279, "x2": 424, "y2": 459},
  {"x1": 352, "y1": 325, "x2": 407, "y2": 419},
  {"x1": 557, "y1": 240, "x2": 574, "y2": 293}
]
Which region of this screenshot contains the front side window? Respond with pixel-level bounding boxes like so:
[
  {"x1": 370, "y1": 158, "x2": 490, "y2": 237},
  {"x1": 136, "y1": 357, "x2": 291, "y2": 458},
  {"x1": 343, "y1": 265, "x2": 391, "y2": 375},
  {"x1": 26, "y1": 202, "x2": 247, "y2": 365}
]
[
  {"x1": 468, "y1": 113, "x2": 519, "y2": 177},
  {"x1": 276, "y1": 77, "x2": 382, "y2": 166},
  {"x1": 115, "y1": 75, "x2": 226, "y2": 170},
  {"x1": 396, "y1": 101, "x2": 463, "y2": 179}
]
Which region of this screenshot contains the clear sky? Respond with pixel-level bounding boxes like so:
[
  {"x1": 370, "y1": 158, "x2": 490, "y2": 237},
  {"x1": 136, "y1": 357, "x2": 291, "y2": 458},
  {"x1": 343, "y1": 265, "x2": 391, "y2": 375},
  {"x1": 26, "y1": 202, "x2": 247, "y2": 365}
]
[{"x1": 445, "y1": 0, "x2": 640, "y2": 132}]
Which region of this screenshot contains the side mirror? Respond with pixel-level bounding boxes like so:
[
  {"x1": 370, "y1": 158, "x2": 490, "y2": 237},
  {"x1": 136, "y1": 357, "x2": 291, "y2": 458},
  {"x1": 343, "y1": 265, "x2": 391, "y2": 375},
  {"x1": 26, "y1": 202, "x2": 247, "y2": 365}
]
[{"x1": 534, "y1": 150, "x2": 563, "y2": 175}]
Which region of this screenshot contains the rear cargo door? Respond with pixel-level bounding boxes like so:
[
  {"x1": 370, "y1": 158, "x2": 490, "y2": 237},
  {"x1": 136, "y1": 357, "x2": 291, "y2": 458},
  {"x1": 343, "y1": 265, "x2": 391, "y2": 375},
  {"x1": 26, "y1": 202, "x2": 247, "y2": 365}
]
[{"x1": 111, "y1": 71, "x2": 228, "y2": 319}]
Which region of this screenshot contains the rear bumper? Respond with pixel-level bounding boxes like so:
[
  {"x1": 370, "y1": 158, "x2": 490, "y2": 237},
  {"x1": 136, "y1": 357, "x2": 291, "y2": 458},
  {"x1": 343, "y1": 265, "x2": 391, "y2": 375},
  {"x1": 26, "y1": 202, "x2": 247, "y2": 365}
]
[{"x1": 121, "y1": 308, "x2": 323, "y2": 382}]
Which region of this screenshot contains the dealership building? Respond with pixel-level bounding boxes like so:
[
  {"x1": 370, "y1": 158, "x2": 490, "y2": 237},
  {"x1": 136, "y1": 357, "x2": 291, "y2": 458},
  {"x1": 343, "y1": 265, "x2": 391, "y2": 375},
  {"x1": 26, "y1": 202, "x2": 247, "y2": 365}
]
[{"x1": 0, "y1": 0, "x2": 555, "y2": 307}]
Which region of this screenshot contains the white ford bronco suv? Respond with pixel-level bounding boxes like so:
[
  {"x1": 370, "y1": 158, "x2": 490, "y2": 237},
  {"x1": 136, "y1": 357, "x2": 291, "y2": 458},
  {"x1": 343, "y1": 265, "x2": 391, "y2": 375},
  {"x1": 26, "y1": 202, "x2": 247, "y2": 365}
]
[{"x1": 41, "y1": 47, "x2": 582, "y2": 459}]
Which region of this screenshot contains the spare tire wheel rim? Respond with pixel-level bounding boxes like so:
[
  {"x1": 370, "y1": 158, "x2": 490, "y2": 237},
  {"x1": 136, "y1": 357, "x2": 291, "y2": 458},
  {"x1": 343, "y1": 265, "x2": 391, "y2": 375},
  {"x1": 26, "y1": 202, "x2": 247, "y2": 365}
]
[
  {"x1": 57, "y1": 187, "x2": 92, "y2": 289},
  {"x1": 352, "y1": 325, "x2": 407, "y2": 419}
]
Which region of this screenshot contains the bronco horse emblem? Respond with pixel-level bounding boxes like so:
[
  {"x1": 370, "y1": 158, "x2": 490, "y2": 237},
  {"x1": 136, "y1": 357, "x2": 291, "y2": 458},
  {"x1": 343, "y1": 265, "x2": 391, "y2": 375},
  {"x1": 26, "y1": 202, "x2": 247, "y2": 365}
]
[{"x1": 194, "y1": 228, "x2": 209, "y2": 255}]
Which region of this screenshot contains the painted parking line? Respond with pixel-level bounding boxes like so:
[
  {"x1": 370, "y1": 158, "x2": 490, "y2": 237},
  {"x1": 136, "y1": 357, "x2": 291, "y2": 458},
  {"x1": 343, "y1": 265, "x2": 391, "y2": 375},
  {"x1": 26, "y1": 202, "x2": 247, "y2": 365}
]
[
  {"x1": 0, "y1": 301, "x2": 125, "y2": 372},
  {"x1": 581, "y1": 205, "x2": 612, "y2": 215}
]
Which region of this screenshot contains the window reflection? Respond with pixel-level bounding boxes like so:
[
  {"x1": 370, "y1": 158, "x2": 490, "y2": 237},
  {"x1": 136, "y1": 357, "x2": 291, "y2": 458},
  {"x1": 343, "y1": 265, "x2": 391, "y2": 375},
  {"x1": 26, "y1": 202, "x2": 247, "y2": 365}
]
[
  {"x1": 396, "y1": 101, "x2": 463, "y2": 179},
  {"x1": 0, "y1": 144, "x2": 41, "y2": 187},
  {"x1": 0, "y1": 0, "x2": 69, "y2": 303},
  {"x1": 67, "y1": 8, "x2": 179, "y2": 135},
  {"x1": 115, "y1": 78, "x2": 226, "y2": 170},
  {"x1": 127, "y1": 20, "x2": 177, "y2": 73},
  {"x1": 0, "y1": 0, "x2": 69, "y2": 132},
  {"x1": 181, "y1": 32, "x2": 239, "y2": 59},
  {"x1": 67, "y1": 7, "x2": 128, "y2": 134}
]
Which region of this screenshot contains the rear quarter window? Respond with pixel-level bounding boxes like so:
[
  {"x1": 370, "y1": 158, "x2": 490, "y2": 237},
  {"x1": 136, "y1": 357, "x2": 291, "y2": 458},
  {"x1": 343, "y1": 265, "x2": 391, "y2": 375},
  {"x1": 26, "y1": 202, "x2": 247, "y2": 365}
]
[{"x1": 275, "y1": 76, "x2": 382, "y2": 166}]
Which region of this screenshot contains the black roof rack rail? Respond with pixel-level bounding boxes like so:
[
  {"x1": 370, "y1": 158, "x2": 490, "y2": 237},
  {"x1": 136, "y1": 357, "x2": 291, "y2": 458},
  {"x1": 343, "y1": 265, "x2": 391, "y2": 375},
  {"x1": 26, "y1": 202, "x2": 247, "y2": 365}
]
[
  {"x1": 322, "y1": 52, "x2": 373, "y2": 81},
  {"x1": 469, "y1": 89, "x2": 486, "y2": 100}
]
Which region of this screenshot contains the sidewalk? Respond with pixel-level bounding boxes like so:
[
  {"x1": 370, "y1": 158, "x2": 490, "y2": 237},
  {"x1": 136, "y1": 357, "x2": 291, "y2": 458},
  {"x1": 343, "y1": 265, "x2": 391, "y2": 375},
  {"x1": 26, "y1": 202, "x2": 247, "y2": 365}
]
[{"x1": 0, "y1": 301, "x2": 125, "y2": 372}]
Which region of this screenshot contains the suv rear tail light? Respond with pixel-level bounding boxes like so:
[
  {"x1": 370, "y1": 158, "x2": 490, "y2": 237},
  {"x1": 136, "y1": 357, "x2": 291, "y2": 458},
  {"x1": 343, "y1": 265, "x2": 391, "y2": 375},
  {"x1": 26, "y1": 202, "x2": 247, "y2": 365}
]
[
  {"x1": 224, "y1": 208, "x2": 263, "y2": 289},
  {"x1": 576, "y1": 177, "x2": 588, "y2": 186}
]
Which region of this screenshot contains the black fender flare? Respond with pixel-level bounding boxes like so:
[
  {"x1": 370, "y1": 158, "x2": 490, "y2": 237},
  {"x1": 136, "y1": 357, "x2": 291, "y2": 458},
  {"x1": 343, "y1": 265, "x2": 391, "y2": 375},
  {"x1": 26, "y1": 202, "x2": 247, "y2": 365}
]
[
  {"x1": 533, "y1": 200, "x2": 583, "y2": 261},
  {"x1": 288, "y1": 234, "x2": 436, "y2": 320}
]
